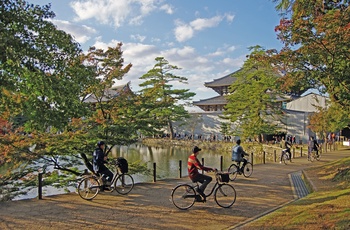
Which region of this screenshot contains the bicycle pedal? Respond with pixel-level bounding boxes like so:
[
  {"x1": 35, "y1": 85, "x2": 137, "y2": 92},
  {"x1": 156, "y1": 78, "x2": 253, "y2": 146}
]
[{"x1": 195, "y1": 195, "x2": 206, "y2": 202}]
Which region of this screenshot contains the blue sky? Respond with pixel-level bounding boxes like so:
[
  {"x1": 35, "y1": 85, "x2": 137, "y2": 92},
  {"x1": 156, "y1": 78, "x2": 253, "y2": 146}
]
[{"x1": 31, "y1": 0, "x2": 284, "y2": 106}]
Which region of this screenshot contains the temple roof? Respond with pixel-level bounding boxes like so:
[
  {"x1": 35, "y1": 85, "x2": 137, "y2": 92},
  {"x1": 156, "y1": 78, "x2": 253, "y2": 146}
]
[
  {"x1": 204, "y1": 69, "x2": 241, "y2": 88},
  {"x1": 84, "y1": 82, "x2": 132, "y2": 103},
  {"x1": 193, "y1": 95, "x2": 227, "y2": 106}
]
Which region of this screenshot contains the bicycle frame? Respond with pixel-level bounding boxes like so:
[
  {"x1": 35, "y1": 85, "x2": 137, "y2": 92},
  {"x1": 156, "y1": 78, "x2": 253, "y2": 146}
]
[
  {"x1": 192, "y1": 181, "x2": 222, "y2": 198},
  {"x1": 171, "y1": 172, "x2": 236, "y2": 210},
  {"x1": 77, "y1": 160, "x2": 134, "y2": 200}
]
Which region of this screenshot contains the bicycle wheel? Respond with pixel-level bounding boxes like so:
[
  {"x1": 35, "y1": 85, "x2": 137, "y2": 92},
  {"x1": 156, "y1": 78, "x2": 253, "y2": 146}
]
[
  {"x1": 243, "y1": 162, "x2": 253, "y2": 177},
  {"x1": 228, "y1": 163, "x2": 239, "y2": 181},
  {"x1": 114, "y1": 173, "x2": 134, "y2": 195},
  {"x1": 214, "y1": 184, "x2": 236, "y2": 208},
  {"x1": 282, "y1": 153, "x2": 288, "y2": 165},
  {"x1": 315, "y1": 153, "x2": 321, "y2": 161},
  {"x1": 77, "y1": 176, "x2": 100, "y2": 200},
  {"x1": 171, "y1": 184, "x2": 196, "y2": 210},
  {"x1": 310, "y1": 153, "x2": 315, "y2": 162}
]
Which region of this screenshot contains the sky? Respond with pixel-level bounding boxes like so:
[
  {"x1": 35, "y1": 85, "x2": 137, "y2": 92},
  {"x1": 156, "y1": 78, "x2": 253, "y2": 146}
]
[{"x1": 31, "y1": 0, "x2": 284, "y2": 108}]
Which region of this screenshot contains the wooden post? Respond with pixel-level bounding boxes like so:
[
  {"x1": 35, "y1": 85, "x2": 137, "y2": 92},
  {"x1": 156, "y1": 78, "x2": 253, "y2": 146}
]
[
  {"x1": 300, "y1": 148, "x2": 303, "y2": 157},
  {"x1": 220, "y1": 156, "x2": 223, "y2": 171},
  {"x1": 202, "y1": 158, "x2": 204, "y2": 174},
  {"x1": 250, "y1": 152, "x2": 254, "y2": 166},
  {"x1": 263, "y1": 151, "x2": 266, "y2": 164},
  {"x1": 273, "y1": 150, "x2": 276, "y2": 162},
  {"x1": 153, "y1": 162, "x2": 156, "y2": 182},
  {"x1": 293, "y1": 148, "x2": 295, "y2": 159},
  {"x1": 179, "y1": 160, "x2": 182, "y2": 178},
  {"x1": 38, "y1": 173, "x2": 43, "y2": 200},
  {"x1": 84, "y1": 169, "x2": 88, "y2": 188}
]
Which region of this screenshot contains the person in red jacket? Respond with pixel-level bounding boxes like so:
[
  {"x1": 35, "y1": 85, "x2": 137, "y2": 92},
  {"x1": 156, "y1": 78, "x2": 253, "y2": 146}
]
[{"x1": 187, "y1": 146, "x2": 215, "y2": 201}]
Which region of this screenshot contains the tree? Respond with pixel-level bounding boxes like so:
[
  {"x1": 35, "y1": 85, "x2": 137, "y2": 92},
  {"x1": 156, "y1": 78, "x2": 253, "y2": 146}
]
[
  {"x1": 138, "y1": 57, "x2": 195, "y2": 139},
  {"x1": 224, "y1": 46, "x2": 286, "y2": 142},
  {"x1": 308, "y1": 103, "x2": 350, "y2": 140},
  {"x1": 0, "y1": 1, "x2": 150, "y2": 200},
  {"x1": 0, "y1": 0, "x2": 94, "y2": 131},
  {"x1": 272, "y1": 0, "x2": 350, "y2": 109}
]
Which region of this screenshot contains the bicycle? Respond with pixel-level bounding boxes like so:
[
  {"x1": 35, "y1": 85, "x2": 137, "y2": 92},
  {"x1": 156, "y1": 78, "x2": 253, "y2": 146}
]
[
  {"x1": 77, "y1": 158, "x2": 134, "y2": 200},
  {"x1": 227, "y1": 158, "x2": 253, "y2": 181},
  {"x1": 280, "y1": 149, "x2": 291, "y2": 165},
  {"x1": 308, "y1": 149, "x2": 321, "y2": 162},
  {"x1": 171, "y1": 171, "x2": 236, "y2": 210}
]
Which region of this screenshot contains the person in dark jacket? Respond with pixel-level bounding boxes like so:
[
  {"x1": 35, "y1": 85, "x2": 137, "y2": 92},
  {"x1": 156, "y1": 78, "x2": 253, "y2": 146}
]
[
  {"x1": 92, "y1": 141, "x2": 113, "y2": 189},
  {"x1": 232, "y1": 139, "x2": 249, "y2": 170}
]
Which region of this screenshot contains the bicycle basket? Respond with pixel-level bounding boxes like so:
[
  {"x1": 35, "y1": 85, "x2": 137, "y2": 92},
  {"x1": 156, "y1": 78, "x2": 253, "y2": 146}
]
[
  {"x1": 217, "y1": 173, "x2": 230, "y2": 183},
  {"x1": 116, "y1": 157, "x2": 128, "y2": 173}
]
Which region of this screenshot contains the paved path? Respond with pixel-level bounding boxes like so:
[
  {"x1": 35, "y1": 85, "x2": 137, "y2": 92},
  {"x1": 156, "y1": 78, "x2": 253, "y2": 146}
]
[{"x1": 0, "y1": 148, "x2": 349, "y2": 230}]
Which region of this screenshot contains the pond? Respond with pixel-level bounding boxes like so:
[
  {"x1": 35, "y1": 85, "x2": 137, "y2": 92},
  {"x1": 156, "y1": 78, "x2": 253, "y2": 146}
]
[
  {"x1": 112, "y1": 143, "x2": 234, "y2": 183},
  {"x1": 11, "y1": 142, "x2": 266, "y2": 200}
]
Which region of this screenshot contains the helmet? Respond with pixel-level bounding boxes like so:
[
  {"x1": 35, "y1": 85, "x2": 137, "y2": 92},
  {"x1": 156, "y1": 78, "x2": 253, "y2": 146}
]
[
  {"x1": 97, "y1": 141, "x2": 105, "y2": 147},
  {"x1": 192, "y1": 146, "x2": 201, "y2": 153}
]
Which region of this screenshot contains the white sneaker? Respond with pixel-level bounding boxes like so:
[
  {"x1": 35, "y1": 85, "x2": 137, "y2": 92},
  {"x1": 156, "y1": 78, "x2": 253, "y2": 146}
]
[{"x1": 279, "y1": 161, "x2": 282, "y2": 164}]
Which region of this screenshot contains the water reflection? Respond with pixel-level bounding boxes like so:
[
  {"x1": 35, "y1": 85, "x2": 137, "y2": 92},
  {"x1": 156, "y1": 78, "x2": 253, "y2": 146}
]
[{"x1": 112, "y1": 143, "x2": 233, "y2": 183}]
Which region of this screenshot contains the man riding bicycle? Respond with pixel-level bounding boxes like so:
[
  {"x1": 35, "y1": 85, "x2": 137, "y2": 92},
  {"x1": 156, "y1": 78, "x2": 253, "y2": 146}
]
[
  {"x1": 92, "y1": 141, "x2": 113, "y2": 191},
  {"x1": 231, "y1": 139, "x2": 249, "y2": 171},
  {"x1": 280, "y1": 137, "x2": 292, "y2": 163},
  {"x1": 308, "y1": 136, "x2": 320, "y2": 160},
  {"x1": 188, "y1": 146, "x2": 215, "y2": 201}
]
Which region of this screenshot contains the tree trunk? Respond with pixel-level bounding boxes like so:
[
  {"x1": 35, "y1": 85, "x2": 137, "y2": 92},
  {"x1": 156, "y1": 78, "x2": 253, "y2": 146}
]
[{"x1": 168, "y1": 120, "x2": 175, "y2": 140}]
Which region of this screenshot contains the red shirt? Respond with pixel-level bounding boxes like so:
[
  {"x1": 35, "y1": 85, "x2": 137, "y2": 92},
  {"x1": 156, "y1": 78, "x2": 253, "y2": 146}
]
[{"x1": 187, "y1": 154, "x2": 212, "y2": 179}]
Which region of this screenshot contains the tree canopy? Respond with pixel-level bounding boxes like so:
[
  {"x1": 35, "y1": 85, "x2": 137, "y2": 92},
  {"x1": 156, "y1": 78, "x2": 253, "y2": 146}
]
[
  {"x1": 138, "y1": 57, "x2": 195, "y2": 139},
  {"x1": 224, "y1": 46, "x2": 286, "y2": 141},
  {"x1": 0, "y1": 1, "x2": 150, "y2": 200},
  {"x1": 0, "y1": 0, "x2": 92, "y2": 131},
  {"x1": 272, "y1": 0, "x2": 350, "y2": 109}
]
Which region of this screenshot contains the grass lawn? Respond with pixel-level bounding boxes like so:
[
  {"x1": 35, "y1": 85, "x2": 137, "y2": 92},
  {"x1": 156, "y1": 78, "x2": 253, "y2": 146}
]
[{"x1": 243, "y1": 156, "x2": 350, "y2": 230}]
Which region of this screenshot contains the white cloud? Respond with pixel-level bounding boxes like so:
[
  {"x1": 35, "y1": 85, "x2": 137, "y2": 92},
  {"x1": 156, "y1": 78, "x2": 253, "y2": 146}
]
[
  {"x1": 174, "y1": 15, "x2": 231, "y2": 42},
  {"x1": 225, "y1": 13, "x2": 235, "y2": 23},
  {"x1": 70, "y1": 0, "x2": 131, "y2": 27},
  {"x1": 91, "y1": 39, "x2": 243, "y2": 101},
  {"x1": 174, "y1": 22, "x2": 194, "y2": 42},
  {"x1": 208, "y1": 45, "x2": 236, "y2": 57},
  {"x1": 222, "y1": 55, "x2": 246, "y2": 68},
  {"x1": 50, "y1": 19, "x2": 97, "y2": 44},
  {"x1": 160, "y1": 4, "x2": 174, "y2": 14},
  {"x1": 190, "y1": 16, "x2": 222, "y2": 31},
  {"x1": 130, "y1": 34, "x2": 146, "y2": 42},
  {"x1": 70, "y1": 0, "x2": 172, "y2": 28}
]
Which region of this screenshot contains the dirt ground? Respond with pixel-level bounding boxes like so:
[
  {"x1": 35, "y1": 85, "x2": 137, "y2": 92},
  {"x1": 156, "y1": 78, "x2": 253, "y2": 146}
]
[{"x1": 0, "y1": 149, "x2": 349, "y2": 230}]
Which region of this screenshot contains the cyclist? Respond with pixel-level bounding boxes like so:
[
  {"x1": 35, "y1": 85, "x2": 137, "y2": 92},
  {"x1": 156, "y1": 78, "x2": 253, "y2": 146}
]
[
  {"x1": 231, "y1": 139, "x2": 249, "y2": 172},
  {"x1": 308, "y1": 136, "x2": 319, "y2": 160},
  {"x1": 92, "y1": 141, "x2": 113, "y2": 190},
  {"x1": 188, "y1": 146, "x2": 215, "y2": 201},
  {"x1": 280, "y1": 136, "x2": 292, "y2": 163}
]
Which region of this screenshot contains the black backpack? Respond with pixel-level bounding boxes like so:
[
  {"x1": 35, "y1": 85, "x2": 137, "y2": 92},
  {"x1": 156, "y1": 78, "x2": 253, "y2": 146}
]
[{"x1": 116, "y1": 157, "x2": 128, "y2": 173}]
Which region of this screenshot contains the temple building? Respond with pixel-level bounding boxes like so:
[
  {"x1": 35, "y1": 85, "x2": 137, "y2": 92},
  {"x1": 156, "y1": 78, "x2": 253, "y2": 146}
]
[
  {"x1": 83, "y1": 82, "x2": 133, "y2": 109},
  {"x1": 193, "y1": 71, "x2": 237, "y2": 112}
]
